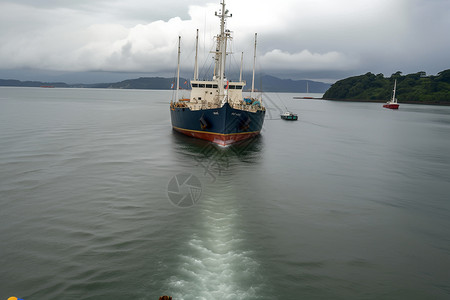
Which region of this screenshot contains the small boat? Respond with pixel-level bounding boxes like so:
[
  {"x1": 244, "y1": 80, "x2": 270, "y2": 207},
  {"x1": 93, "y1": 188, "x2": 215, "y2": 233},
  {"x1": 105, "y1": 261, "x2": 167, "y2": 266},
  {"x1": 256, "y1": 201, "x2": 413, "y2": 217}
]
[
  {"x1": 302, "y1": 82, "x2": 313, "y2": 99},
  {"x1": 280, "y1": 111, "x2": 298, "y2": 121},
  {"x1": 383, "y1": 79, "x2": 399, "y2": 109}
]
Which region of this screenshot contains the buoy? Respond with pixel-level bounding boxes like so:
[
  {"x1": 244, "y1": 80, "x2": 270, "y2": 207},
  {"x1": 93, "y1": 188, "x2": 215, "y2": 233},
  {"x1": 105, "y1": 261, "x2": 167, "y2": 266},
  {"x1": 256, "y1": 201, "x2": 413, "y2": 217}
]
[{"x1": 8, "y1": 297, "x2": 24, "y2": 300}]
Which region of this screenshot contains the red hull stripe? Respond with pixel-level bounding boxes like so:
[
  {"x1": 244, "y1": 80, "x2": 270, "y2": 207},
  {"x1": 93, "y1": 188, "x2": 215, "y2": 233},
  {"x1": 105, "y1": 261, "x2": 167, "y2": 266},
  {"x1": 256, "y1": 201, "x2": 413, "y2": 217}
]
[{"x1": 173, "y1": 126, "x2": 260, "y2": 146}]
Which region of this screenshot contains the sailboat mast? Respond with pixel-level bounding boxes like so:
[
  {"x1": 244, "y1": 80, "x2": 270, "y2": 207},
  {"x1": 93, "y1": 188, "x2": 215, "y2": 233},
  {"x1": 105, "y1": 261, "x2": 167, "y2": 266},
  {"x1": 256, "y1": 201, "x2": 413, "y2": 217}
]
[
  {"x1": 392, "y1": 79, "x2": 397, "y2": 103},
  {"x1": 176, "y1": 36, "x2": 181, "y2": 101},
  {"x1": 251, "y1": 33, "x2": 257, "y2": 98},
  {"x1": 194, "y1": 29, "x2": 199, "y2": 81}
]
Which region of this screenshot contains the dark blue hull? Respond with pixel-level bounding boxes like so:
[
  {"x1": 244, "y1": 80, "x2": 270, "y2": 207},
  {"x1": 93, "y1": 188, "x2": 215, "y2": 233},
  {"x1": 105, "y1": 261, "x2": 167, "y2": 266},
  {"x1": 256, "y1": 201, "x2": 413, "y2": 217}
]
[{"x1": 170, "y1": 103, "x2": 265, "y2": 145}]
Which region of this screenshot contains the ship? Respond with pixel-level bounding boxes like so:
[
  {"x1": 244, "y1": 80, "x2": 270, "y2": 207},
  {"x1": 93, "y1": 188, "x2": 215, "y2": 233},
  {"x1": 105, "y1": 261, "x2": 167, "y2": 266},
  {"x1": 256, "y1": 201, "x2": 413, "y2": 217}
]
[
  {"x1": 280, "y1": 111, "x2": 298, "y2": 121},
  {"x1": 170, "y1": 0, "x2": 266, "y2": 146},
  {"x1": 383, "y1": 79, "x2": 399, "y2": 109}
]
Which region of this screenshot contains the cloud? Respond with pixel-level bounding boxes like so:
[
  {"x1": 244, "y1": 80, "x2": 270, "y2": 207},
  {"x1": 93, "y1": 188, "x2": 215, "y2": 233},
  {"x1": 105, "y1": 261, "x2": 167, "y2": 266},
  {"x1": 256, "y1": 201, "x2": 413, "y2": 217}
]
[
  {"x1": 0, "y1": 0, "x2": 449, "y2": 81},
  {"x1": 260, "y1": 49, "x2": 360, "y2": 72},
  {"x1": 0, "y1": 1, "x2": 212, "y2": 72}
]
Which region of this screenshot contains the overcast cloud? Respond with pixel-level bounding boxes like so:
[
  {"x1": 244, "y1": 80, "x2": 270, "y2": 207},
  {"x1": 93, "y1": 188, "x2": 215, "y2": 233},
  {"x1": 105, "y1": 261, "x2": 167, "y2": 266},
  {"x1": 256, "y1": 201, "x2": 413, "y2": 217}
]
[{"x1": 0, "y1": 0, "x2": 449, "y2": 82}]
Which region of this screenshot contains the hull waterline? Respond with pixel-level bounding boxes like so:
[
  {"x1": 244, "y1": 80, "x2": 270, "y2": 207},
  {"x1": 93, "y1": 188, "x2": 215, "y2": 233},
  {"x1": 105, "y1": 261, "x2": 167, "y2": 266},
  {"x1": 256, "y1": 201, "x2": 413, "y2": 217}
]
[
  {"x1": 173, "y1": 127, "x2": 261, "y2": 146},
  {"x1": 170, "y1": 102, "x2": 265, "y2": 146}
]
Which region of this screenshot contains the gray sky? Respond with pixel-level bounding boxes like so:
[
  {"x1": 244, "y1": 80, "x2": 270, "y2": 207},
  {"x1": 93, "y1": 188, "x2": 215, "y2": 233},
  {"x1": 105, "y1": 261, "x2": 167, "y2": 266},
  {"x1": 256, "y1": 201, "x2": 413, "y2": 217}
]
[{"x1": 1, "y1": 0, "x2": 449, "y2": 83}]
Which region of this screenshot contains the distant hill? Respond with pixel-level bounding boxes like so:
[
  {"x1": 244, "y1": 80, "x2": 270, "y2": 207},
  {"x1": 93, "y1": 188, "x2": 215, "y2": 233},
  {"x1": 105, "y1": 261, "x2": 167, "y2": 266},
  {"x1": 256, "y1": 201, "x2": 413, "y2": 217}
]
[
  {"x1": 0, "y1": 75, "x2": 330, "y2": 93},
  {"x1": 0, "y1": 79, "x2": 70, "y2": 88},
  {"x1": 259, "y1": 75, "x2": 329, "y2": 93},
  {"x1": 323, "y1": 69, "x2": 450, "y2": 105},
  {"x1": 96, "y1": 77, "x2": 191, "y2": 90},
  {"x1": 0, "y1": 77, "x2": 190, "y2": 90}
]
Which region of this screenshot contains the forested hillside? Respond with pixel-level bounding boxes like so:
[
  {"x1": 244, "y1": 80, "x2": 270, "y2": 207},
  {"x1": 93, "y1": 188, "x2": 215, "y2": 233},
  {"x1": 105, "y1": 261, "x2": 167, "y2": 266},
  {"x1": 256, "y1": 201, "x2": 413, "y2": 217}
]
[{"x1": 323, "y1": 70, "x2": 450, "y2": 104}]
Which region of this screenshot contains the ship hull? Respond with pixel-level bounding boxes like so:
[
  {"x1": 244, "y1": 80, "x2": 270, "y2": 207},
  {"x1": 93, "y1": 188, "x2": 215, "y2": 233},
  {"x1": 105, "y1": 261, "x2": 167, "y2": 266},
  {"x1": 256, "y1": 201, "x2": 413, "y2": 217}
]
[
  {"x1": 170, "y1": 103, "x2": 265, "y2": 146},
  {"x1": 281, "y1": 115, "x2": 298, "y2": 121},
  {"x1": 383, "y1": 103, "x2": 399, "y2": 109}
]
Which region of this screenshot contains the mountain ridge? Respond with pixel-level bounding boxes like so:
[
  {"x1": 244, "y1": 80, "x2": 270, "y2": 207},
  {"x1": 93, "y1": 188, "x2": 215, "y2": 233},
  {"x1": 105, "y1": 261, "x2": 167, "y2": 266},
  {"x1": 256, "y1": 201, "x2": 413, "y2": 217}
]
[{"x1": 0, "y1": 75, "x2": 330, "y2": 93}]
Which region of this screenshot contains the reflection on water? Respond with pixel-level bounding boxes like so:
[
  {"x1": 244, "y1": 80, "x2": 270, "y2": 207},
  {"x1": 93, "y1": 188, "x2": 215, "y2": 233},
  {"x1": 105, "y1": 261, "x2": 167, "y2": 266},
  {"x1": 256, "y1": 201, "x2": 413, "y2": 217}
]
[
  {"x1": 170, "y1": 130, "x2": 264, "y2": 182},
  {"x1": 170, "y1": 129, "x2": 264, "y2": 159},
  {"x1": 166, "y1": 131, "x2": 266, "y2": 299}
]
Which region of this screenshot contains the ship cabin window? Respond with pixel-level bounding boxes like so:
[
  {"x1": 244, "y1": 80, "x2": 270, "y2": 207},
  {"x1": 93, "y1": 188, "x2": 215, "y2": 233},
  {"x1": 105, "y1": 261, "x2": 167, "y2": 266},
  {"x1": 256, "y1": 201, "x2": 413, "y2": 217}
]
[
  {"x1": 199, "y1": 84, "x2": 205, "y2": 88},
  {"x1": 212, "y1": 84, "x2": 218, "y2": 88},
  {"x1": 206, "y1": 84, "x2": 213, "y2": 88},
  {"x1": 226, "y1": 85, "x2": 243, "y2": 90},
  {"x1": 191, "y1": 83, "x2": 198, "y2": 88}
]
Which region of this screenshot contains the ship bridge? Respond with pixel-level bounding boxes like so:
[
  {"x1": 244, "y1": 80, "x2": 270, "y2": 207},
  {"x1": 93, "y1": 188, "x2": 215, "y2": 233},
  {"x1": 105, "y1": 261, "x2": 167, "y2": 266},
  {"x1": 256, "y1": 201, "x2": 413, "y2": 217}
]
[{"x1": 189, "y1": 80, "x2": 246, "y2": 107}]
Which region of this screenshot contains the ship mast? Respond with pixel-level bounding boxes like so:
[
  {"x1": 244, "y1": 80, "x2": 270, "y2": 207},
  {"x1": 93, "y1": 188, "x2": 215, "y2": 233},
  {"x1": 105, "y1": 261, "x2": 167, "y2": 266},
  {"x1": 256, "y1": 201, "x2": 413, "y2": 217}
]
[
  {"x1": 239, "y1": 51, "x2": 244, "y2": 82},
  {"x1": 215, "y1": 0, "x2": 232, "y2": 101},
  {"x1": 194, "y1": 29, "x2": 199, "y2": 81},
  {"x1": 176, "y1": 36, "x2": 181, "y2": 101},
  {"x1": 251, "y1": 33, "x2": 257, "y2": 99}
]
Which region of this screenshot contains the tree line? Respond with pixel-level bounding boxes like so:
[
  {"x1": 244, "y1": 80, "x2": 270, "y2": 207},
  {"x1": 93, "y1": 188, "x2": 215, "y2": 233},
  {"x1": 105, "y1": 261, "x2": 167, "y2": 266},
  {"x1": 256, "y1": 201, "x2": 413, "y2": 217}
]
[{"x1": 323, "y1": 69, "x2": 450, "y2": 104}]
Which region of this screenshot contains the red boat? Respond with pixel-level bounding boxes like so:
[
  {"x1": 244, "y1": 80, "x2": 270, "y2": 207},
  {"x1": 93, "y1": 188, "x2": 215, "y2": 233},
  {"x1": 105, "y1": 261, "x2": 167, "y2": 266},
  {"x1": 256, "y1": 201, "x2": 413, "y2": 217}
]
[
  {"x1": 383, "y1": 79, "x2": 399, "y2": 109},
  {"x1": 383, "y1": 103, "x2": 399, "y2": 109}
]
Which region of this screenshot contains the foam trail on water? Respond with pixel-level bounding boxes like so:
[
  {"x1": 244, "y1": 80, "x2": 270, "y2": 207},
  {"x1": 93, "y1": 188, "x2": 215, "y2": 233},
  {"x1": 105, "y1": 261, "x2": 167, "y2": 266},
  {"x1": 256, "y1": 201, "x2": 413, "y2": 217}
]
[{"x1": 167, "y1": 195, "x2": 262, "y2": 300}]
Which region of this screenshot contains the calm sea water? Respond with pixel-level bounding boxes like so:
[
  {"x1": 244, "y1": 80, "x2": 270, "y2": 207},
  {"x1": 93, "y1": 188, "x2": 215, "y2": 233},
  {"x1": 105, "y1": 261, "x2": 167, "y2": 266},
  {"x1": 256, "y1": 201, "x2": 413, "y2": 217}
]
[{"x1": 0, "y1": 87, "x2": 449, "y2": 300}]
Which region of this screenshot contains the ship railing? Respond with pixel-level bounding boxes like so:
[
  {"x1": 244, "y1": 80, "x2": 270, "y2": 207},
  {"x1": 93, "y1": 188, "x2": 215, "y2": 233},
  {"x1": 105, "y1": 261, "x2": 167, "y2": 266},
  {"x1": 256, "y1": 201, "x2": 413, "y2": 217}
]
[{"x1": 230, "y1": 101, "x2": 265, "y2": 112}]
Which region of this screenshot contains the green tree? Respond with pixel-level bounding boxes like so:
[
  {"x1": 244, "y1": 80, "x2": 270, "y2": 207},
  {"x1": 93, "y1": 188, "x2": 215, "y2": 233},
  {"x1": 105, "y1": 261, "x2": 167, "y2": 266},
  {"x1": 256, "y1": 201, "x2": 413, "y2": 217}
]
[{"x1": 323, "y1": 69, "x2": 450, "y2": 104}]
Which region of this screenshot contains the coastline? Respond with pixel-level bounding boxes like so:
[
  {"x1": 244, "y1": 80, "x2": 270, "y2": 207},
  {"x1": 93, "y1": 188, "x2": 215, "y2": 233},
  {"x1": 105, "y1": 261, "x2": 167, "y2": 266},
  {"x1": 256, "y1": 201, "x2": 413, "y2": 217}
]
[{"x1": 322, "y1": 98, "x2": 450, "y2": 106}]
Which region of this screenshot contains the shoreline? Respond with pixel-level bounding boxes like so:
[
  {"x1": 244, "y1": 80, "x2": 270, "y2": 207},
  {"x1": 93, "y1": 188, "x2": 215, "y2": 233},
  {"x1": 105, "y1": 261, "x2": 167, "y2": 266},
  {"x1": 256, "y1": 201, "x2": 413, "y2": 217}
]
[{"x1": 321, "y1": 98, "x2": 450, "y2": 106}]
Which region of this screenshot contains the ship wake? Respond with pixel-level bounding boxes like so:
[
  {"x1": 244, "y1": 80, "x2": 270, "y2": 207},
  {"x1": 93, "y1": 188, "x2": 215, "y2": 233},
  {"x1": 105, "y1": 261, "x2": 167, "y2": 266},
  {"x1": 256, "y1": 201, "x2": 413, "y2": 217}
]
[{"x1": 166, "y1": 196, "x2": 263, "y2": 300}]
